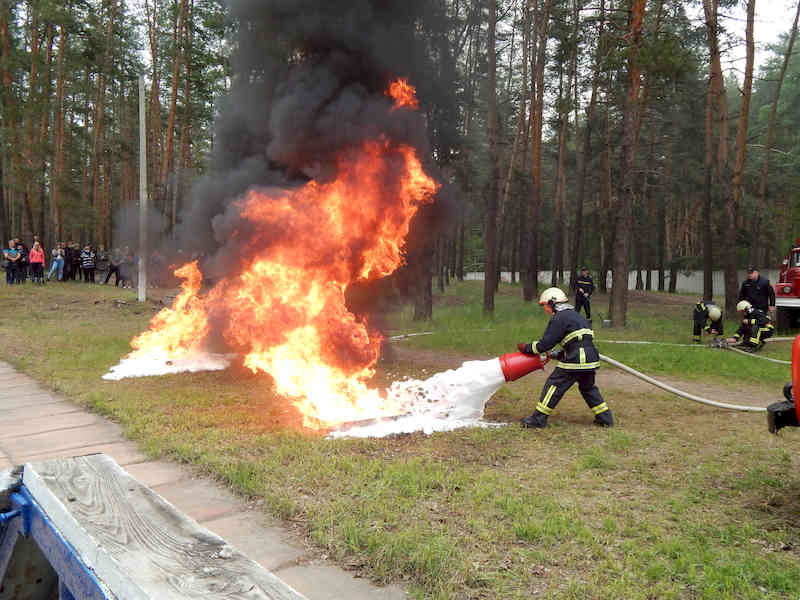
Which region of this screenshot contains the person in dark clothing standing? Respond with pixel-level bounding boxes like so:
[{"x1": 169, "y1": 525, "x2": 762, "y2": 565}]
[
  {"x1": 80, "y1": 244, "x2": 97, "y2": 283},
  {"x1": 692, "y1": 301, "x2": 723, "y2": 342},
  {"x1": 738, "y1": 266, "x2": 775, "y2": 315},
  {"x1": 728, "y1": 300, "x2": 774, "y2": 352},
  {"x1": 574, "y1": 267, "x2": 594, "y2": 320},
  {"x1": 517, "y1": 287, "x2": 613, "y2": 428},
  {"x1": 104, "y1": 247, "x2": 123, "y2": 286},
  {"x1": 15, "y1": 239, "x2": 29, "y2": 283},
  {"x1": 72, "y1": 242, "x2": 83, "y2": 280},
  {"x1": 62, "y1": 243, "x2": 74, "y2": 280}
]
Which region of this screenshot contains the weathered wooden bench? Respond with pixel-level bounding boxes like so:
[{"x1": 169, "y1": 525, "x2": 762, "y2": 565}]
[{"x1": 0, "y1": 453, "x2": 307, "y2": 599}]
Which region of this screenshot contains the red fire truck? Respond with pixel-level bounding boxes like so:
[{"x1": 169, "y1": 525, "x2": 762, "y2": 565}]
[{"x1": 775, "y1": 239, "x2": 800, "y2": 330}]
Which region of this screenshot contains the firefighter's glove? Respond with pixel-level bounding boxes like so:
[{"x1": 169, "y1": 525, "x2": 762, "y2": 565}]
[
  {"x1": 517, "y1": 343, "x2": 534, "y2": 355},
  {"x1": 548, "y1": 349, "x2": 565, "y2": 361}
]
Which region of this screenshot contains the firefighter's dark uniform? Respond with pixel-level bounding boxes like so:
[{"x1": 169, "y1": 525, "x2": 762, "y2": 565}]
[
  {"x1": 521, "y1": 304, "x2": 612, "y2": 427},
  {"x1": 738, "y1": 275, "x2": 775, "y2": 313},
  {"x1": 692, "y1": 301, "x2": 723, "y2": 342},
  {"x1": 575, "y1": 273, "x2": 594, "y2": 319},
  {"x1": 733, "y1": 307, "x2": 774, "y2": 351}
]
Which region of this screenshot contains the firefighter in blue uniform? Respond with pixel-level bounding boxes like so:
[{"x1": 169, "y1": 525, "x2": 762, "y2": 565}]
[
  {"x1": 692, "y1": 301, "x2": 723, "y2": 343},
  {"x1": 727, "y1": 300, "x2": 774, "y2": 352},
  {"x1": 574, "y1": 266, "x2": 594, "y2": 320},
  {"x1": 517, "y1": 287, "x2": 613, "y2": 428}
]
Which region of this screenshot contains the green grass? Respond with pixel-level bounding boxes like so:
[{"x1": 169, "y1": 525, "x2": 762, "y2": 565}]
[{"x1": 1, "y1": 280, "x2": 800, "y2": 599}]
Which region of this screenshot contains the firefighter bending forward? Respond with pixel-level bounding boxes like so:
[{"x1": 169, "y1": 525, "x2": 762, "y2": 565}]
[
  {"x1": 727, "y1": 300, "x2": 774, "y2": 352},
  {"x1": 517, "y1": 287, "x2": 613, "y2": 428},
  {"x1": 692, "y1": 301, "x2": 723, "y2": 343}
]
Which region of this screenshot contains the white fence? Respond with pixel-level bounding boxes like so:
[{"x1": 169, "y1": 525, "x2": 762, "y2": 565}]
[{"x1": 464, "y1": 270, "x2": 781, "y2": 295}]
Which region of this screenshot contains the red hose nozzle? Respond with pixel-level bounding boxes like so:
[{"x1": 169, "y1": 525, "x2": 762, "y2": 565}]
[{"x1": 498, "y1": 352, "x2": 550, "y2": 382}]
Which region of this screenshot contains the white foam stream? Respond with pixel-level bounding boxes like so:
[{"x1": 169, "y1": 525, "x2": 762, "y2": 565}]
[
  {"x1": 102, "y1": 351, "x2": 233, "y2": 380},
  {"x1": 329, "y1": 358, "x2": 507, "y2": 438},
  {"x1": 103, "y1": 353, "x2": 510, "y2": 438}
]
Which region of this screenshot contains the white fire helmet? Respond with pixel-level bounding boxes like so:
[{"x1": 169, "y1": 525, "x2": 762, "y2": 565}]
[
  {"x1": 736, "y1": 300, "x2": 752, "y2": 312},
  {"x1": 708, "y1": 305, "x2": 722, "y2": 321},
  {"x1": 539, "y1": 287, "x2": 568, "y2": 306}
]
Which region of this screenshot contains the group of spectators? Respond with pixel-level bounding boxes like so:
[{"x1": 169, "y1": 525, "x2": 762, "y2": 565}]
[{"x1": 3, "y1": 236, "x2": 137, "y2": 287}]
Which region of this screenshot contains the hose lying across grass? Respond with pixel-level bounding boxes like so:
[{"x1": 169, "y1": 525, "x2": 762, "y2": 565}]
[
  {"x1": 390, "y1": 332, "x2": 780, "y2": 413},
  {"x1": 597, "y1": 354, "x2": 767, "y2": 412}
]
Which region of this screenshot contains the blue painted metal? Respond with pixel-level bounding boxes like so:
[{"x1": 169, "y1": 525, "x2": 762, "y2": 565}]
[
  {"x1": 60, "y1": 580, "x2": 77, "y2": 600},
  {"x1": 0, "y1": 486, "x2": 110, "y2": 600}
]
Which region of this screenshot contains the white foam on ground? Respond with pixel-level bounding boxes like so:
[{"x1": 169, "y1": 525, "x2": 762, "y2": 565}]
[
  {"x1": 329, "y1": 358, "x2": 507, "y2": 438},
  {"x1": 103, "y1": 353, "x2": 510, "y2": 438},
  {"x1": 102, "y1": 351, "x2": 234, "y2": 380}
]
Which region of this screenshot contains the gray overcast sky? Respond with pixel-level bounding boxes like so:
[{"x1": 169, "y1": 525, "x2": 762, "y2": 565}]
[{"x1": 722, "y1": 0, "x2": 797, "y2": 77}]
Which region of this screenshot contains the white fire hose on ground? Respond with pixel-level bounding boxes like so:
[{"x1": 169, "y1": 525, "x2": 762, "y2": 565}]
[
  {"x1": 597, "y1": 354, "x2": 767, "y2": 412},
  {"x1": 391, "y1": 332, "x2": 786, "y2": 413}
]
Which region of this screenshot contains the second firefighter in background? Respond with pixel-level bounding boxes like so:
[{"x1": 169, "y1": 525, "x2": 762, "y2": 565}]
[
  {"x1": 692, "y1": 301, "x2": 723, "y2": 342},
  {"x1": 575, "y1": 267, "x2": 594, "y2": 320},
  {"x1": 517, "y1": 287, "x2": 613, "y2": 428},
  {"x1": 728, "y1": 300, "x2": 774, "y2": 351}
]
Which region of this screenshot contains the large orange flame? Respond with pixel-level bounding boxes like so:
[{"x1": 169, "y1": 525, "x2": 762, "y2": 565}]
[
  {"x1": 127, "y1": 122, "x2": 439, "y2": 429},
  {"x1": 129, "y1": 261, "x2": 208, "y2": 360},
  {"x1": 388, "y1": 78, "x2": 420, "y2": 110}
]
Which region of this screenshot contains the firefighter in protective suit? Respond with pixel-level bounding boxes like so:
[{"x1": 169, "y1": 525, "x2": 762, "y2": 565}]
[
  {"x1": 517, "y1": 287, "x2": 613, "y2": 428},
  {"x1": 727, "y1": 300, "x2": 774, "y2": 352},
  {"x1": 692, "y1": 301, "x2": 723, "y2": 343}
]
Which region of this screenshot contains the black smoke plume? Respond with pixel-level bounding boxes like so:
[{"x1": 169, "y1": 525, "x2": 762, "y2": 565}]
[{"x1": 174, "y1": 0, "x2": 440, "y2": 268}]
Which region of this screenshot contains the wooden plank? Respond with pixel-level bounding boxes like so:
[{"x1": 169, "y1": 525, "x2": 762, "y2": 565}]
[
  {"x1": 0, "y1": 465, "x2": 22, "y2": 510},
  {"x1": 23, "y1": 454, "x2": 307, "y2": 600}
]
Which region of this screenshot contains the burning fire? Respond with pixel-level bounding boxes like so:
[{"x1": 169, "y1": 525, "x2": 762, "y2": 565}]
[
  {"x1": 129, "y1": 261, "x2": 208, "y2": 361},
  {"x1": 125, "y1": 81, "x2": 439, "y2": 429},
  {"x1": 387, "y1": 78, "x2": 420, "y2": 110}
]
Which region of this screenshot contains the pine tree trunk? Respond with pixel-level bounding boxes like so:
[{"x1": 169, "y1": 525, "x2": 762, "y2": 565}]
[
  {"x1": 523, "y1": 0, "x2": 552, "y2": 302},
  {"x1": 609, "y1": 0, "x2": 646, "y2": 327},
  {"x1": 726, "y1": 0, "x2": 755, "y2": 312},
  {"x1": 51, "y1": 23, "x2": 69, "y2": 243},
  {"x1": 483, "y1": 0, "x2": 499, "y2": 314}
]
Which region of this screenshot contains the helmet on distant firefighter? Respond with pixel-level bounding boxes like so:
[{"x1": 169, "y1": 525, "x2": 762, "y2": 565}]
[
  {"x1": 539, "y1": 287, "x2": 568, "y2": 306},
  {"x1": 736, "y1": 300, "x2": 752, "y2": 312},
  {"x1": 707, "y1": 305, "x2": 722, "y2": 321}
]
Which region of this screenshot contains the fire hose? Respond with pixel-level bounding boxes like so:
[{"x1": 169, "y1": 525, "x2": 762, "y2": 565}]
[
  {"x1": 597, "y1": 354, "x2": 767, "y2": 412},
  {"x1": 393, "y1": 332, "x2": 776, "y2": 413}
]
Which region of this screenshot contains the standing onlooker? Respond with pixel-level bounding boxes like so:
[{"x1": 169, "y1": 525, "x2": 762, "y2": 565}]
[
  {"x1": 72, "y1": 242, "x2": 83, "y2": 281},
  {"x1": 15, "y1": 238, "x2": 29, "y2": 283},
  {"x1": 80, "y1": 244, "x2": 97, "y2": 283},
  {"x1": 120, "y1": 246, "x2": 134, "y2": 288},
  {"x1": 48, "y1": 242, "x2": 65, "y2": 281},
  {"x1": 96, "y1": 245, "x2": 109, "y2": 281},
  {"x1": 63, "y1": 242, "x2": 74, "y2": 280},
  {"x1": 105, "y1": 247, "x2": 123, "y2": 286},
  {"x1": 3, "y1": 240, "x2": 19, "y2": 284},
  {"x1": 574, "y1": 266, "x2": 594, "y2": 321},
  {"x1": 738, "y1": 266, "x2": 775, "y2": 316},
  {"x1": 29, "y1": 241, "x2": 46, "y2": 284}
]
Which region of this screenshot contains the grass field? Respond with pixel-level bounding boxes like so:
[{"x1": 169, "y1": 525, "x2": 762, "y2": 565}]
[{"x1": 1, "y1": 279, "x2": 799, "y2": 599}]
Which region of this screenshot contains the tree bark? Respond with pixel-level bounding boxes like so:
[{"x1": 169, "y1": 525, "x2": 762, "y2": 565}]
[
  {"x1": 609, "y1": 0, "x2": 646, "y2": 327},
  {"x1": 51, "y1": 23, "x2": 69, "y2": 244},
  {"x1": 483, "y1": 0, "x2": 499, "y2": 314},
  {"x1": 724, "y1": 0, "x2": 755, "y2": 312},
  {"x1": 523, "y1": 0, "x2": 552, "y2": 302},
  {"x1": 90, "y1": 0, "x2": 117, "y2": 244},
  {"x1": 162, "y1": 0, "x2": 188, "y2": 231},
  {"x1": 571, "y1": 0, "x2": 604, "y2": 288}
]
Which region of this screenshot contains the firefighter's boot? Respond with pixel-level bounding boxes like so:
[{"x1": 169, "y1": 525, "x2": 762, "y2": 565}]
[
  {"x1": 593, "y1": 409, "x2": 614, "y2": 427},
  {"x1": 521, "y1": 412, "x2": 548, "y2": 429}
]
